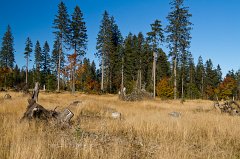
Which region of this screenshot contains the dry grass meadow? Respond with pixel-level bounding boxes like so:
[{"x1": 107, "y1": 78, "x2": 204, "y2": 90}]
[{"x1": 1, "y1": 92, "x2": 240, "y2": 159}]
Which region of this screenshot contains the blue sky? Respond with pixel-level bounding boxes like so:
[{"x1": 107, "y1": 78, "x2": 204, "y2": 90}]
[{"x1": 0, "y1": 0, "x2": 240, "y2": 76}]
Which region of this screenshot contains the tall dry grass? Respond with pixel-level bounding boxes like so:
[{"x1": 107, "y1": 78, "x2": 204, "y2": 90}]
[{"x1": 0, "y1": 92, "x2": 240, "y2": 159}]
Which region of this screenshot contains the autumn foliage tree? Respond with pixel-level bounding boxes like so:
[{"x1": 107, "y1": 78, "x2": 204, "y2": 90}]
[
  {"x1": 217, "y1": 76, "x2": 237, "y2": 100},
  {"x1": 156, "y1": 78, "x2": 174, "y2": 99}
]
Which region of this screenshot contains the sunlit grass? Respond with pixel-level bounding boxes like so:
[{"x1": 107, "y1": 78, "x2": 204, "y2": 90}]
[{"x1": 0, "y1": 92, "x2": 240, "y2": 159}]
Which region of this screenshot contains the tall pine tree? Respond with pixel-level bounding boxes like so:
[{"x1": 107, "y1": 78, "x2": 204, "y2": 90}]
[
  {"x1": 42, "y1": 41, "x2": 51, "y2": 87},
  {"x1": 96, "y1": 11, "x2": 112, "y2": 92},
  {"x1": 147, "y1": 19, "x2": 165, "y2": 98},
  {"x1": 67, "y1": 5, "x2": 87, "y2": 93},
  {"x1": 52, "y1": 37, "x2": 65, "y2": 76},
  {"x1": 53, "y1": 1, "x2": 70, "y2": 91},
  {"x1": 24, "y1": 37, "x2": 32, "y2": 85},
  {"x1": 196, "y1": 56, "x2": 205, "y2": 99},
  {"x1": 166, "y1": 0, "x2": 192, "y2": 99},
  {"x1": 0, "y1": 25, "x2": 15, "y2": 68},
  {"x1": 34, "y1": 40, "x2": 42, "y2": 82},
  {"x1": 0, "y1": 25, "x2": 15, "y2": 88},
  {"x1": 96, "y1": 11, "x2": 122, "y2": 93}
]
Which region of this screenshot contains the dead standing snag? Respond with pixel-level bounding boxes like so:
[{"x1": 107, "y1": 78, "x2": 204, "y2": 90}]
[{"x1": 32, "y1": 82, "x2": 39, "y2": 102}]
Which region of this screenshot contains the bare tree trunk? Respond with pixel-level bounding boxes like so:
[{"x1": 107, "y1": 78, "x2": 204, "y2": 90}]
[
  {"x1": 72, "y1": 66, "x2": 75, "y2": 93},
  {"x1": 201, "y1": 75, "x2": 204, "y2": 99},
  {"x1": 190, "y1": 69, "x2": 193, "y2": 99},
  {"x1": 110, "y1": 71, "x2": 112, "y2": 93},
  {"x1": 26, "y1": 56, "x2": 28, "y2": 85},
  {"x1": 121, "y1": 58, "x2": 124, "y2": 90},
  {"x1": 4, "y1": 73, "x2": 7, "y2": 90},
  {"x1": 101, "y1": 58, "x2": 104, "y2": 91},
  {"x1": 72, "y1": 49, "x2": 76, "y2": 94},
  {"x1": 57, "y1": 40, "x2": 62, "y2": 92},
  {"x1": 153, "y1": 52, "x2": 156, "y2": 98},
  {"x1": 181, "y1": 77, "x2": 184, "y2": 100},
  {"x1": 140, "y1": 59, "x2": 142, "y2": 90},
  {"x1": 174, "y1": 57, "x2": 177, "y2": 100}
]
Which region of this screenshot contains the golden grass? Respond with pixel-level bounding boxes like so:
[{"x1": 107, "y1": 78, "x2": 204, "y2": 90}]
[{"x1": 0, "y1": 92, "x2": 240, "y2": 159}]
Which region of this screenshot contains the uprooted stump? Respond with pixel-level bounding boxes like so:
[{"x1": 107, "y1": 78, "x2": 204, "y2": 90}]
[
  {"x1": 214, "y1": 100, "x2": 240, "y2": 116},
  {"x1": 21, "y1": 99, "x2": 74, "y2": 126},
  {"x1": 21, "y1": 99, "x2": 59, "y2": 121}
]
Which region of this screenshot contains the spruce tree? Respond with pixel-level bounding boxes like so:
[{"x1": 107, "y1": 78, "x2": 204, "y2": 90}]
[
  {"x1": 136, "y1": 32, "x2": 145, "y2": 89},
  {"x1": 53, "y1": 1, "x2": 70, "y2": 92},
  {"x1": 42, "y1": 41, "x2": 51, "y2": 87},
  {"x1": 34, "y1": 40, "x2": 42, "y2": 82},
  {"x1": 109, "y1": 16, "x2": 123, "y2": 93},
  {"x1": 147, "y1": 19, "x2": 164, "y2": 98},
  {"x1": 187, "y1": 56, "x2": 197, "y2": 99},
  {"x1": 67, "y1": 5, "x2": 87, "y2": 93},
  {"x1": 52, "y1": 37, "x2": 64, "y2": 76},
  {"x1": 0, "y1": 25, "x2": 15, "y2": 68},
  {"x1": 142, "y1": 42, "x2": 153, "y2": 91},
  {"x1": 24, "y1": 37, "x2": 33, "y2": 85},
  {"x1": 156, "y1": 49, "x2": 170, "y2": 82},
  {"x1": 42, "y1": 41, "x2": 51, "y2": 74},
  {"x1": 205, "y1": 59, "x2": 220, "y2": 99},
  {"x1": 216, "y1": 64, "x2": 222, "y2": 84},
  {"x1": 179, "y1": 51, "x2": 192, "y2": 100},
  {"x1": 196, "y1": 56, "x2": 205, "y2": 98},
  {"x1": 90, "y1": 61, "x2": 97, "y2": 81},
  {"x1": 96, "y1": 11, "x2": 112, "y2": 92},
  {"x1": 0, "y1": 25, "x2": 15, "y2": 88},
  {"x1": 123, "y1": 33, "x2": 140, "y2": 93},
  {"x1": 166, "y1": 0, "x2": 192, "y2": 99}
]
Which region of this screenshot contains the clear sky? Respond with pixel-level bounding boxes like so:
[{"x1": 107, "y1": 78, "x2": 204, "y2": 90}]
[{"x1": 0, "y1": 0, "x2": 240, "y2": 76}]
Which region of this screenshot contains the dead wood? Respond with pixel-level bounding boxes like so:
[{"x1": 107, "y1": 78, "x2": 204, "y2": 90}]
[
  {"x1": 32, "y1": 82, "x2": 39, "y2": 102},
  {"x1": 4, "y1": 94, "x2": 11, "y2": 100},
  {"x1": 21, "y1": 99, "x2": 59, "y2": 121},
  {"x1": 21, "y1": 98, "x2": 74, "y2": 126},
  {"x1": 214, "y1": 100, "x2": 240, "y2": 116}
]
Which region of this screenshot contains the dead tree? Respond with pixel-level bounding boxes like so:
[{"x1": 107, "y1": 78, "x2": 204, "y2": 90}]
[
  {"x1": 21, "y1": 99, "x2": 58, "y2": 121},
  {"x1": 32, "y1": 82, "x2": 39, "y2": 101},
  {"x1": 21, "y1": 98, "x2": 74, "y2": 125}
]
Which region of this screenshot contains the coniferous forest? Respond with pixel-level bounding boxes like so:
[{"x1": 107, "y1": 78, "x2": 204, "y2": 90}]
[{"x1": 0, "y1": 0, "x2": 239, "y2": 100}]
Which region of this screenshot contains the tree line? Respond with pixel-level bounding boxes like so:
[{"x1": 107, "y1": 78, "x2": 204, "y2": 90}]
[{"x1": 0, "y1": 0, "x2": 239, "y2": 100}]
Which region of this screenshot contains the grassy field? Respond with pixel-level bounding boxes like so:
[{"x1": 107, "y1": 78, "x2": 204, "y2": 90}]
[{"x1": 0, "y1": 92, "x2": 240, "y2": 159}]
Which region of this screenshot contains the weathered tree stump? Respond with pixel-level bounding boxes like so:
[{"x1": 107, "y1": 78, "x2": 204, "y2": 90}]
[
  {"x1": 57, "y1": 109, "x2": 74, "y2": 124},
  {"x1": 4, "y1": 94, "x2": 11, "y2": 100}
]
